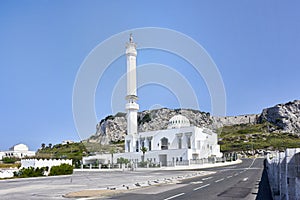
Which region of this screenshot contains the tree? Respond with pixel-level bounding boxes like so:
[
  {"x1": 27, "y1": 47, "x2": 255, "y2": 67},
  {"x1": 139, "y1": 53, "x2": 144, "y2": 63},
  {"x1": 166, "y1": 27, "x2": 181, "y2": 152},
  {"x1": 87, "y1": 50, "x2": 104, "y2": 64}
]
[
  {"x1": 41, "y1": 143, "x2": 46, "y2": 149},
  {"x1": 109, "y1": 147, "x2": 116, "y2": 166},
  {"x1": 140, "y1": 146, "x2": 148, "y2": 162},
  {"x1": 48, "y1": 143, "x2": 52, "y2": 149}
]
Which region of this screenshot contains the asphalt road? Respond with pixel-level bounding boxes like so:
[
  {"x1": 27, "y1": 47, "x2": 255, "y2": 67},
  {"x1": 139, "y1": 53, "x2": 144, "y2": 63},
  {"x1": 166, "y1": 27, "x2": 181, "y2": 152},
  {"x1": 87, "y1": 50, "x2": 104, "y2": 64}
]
[
  {"x1": 0, "y1": 158, "x2": 272, "y2": 200},
  {"x1": 0, "y1": 166, "x2": 210, "y2": 199},
  {"x1": 104, "y1": 158, "x2": 271, "y2": 200}
]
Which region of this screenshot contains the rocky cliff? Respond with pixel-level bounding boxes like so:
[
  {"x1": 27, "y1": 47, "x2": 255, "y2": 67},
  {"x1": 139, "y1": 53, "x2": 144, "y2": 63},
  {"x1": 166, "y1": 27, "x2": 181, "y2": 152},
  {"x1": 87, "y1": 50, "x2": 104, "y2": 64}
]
[
  {"x1": 258, "y1": 100, "x2": 300, "y2": 134},
  {"x1": 86, "y1": 100, "x2": 300, "y2": 144},
  {"x1": 86, "y1": 108, "x2": 212, "y2": 144}
]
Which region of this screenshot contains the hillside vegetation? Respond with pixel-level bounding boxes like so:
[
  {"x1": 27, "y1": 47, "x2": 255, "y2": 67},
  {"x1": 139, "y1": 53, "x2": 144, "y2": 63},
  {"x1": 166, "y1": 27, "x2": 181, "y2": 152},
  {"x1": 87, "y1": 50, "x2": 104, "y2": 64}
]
[
  {"x1": 36, "y1": 142, "x2": 88, "y2": 167},
  {"x1": 82, "y1": 140, "x2": 125, "y2": 154},
  {"x1": 219, "y1": 122, "x2": 300, "y2": 152}
]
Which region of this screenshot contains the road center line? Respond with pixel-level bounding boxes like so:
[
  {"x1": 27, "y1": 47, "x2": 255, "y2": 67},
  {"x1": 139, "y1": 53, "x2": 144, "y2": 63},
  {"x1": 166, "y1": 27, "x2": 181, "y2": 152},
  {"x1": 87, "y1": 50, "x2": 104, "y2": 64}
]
[
  {"x1": 227, "y1": 175, "x2": 233, "y2": 178},
  {"x1": 215, "y1": 178, "x2": 225, "y2": 183},
  {"x1": 191, "y1": 181, "x2": 203, "y2": 184},
  {"x1": 193, "y1": 184, "x2": 210, "y2": 191},
  {"x1": 164, "y1": 193, "x2": 185, "y2": 200}
]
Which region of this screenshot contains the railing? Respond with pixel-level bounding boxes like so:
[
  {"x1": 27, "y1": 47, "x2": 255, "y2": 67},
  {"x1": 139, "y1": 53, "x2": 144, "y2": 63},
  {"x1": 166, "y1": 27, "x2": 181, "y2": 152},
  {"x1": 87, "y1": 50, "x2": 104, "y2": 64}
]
[
  {"x1": 265, "y1": 149, "x2": 300, "y2": 200},
  {"x1": 79, "y1": 155, "x2": 234, "y2": 170}
]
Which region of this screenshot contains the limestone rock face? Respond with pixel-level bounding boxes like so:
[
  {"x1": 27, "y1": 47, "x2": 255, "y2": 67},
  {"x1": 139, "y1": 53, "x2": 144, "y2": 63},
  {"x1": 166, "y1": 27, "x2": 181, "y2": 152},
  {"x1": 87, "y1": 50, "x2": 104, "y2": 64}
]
[
  {"x1": 87, "y1": 108, "x2": 212, "y2": 144},
  {"x1": 85, "y1": 100, "x2": 300, "y2": 144},
  {"x1": 258, "y1": 100, "x2": 300, "y2": 134}
]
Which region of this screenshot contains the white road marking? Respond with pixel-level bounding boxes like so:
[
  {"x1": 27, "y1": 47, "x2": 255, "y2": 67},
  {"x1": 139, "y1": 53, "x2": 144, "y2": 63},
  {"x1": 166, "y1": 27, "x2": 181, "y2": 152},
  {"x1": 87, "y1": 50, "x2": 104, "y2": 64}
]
[
  {"x1": 193, "y1": 184, "x2": 210, "y2": 191},
  {"x1": 227, "y1": 175, "x2": 233, "y2": 178},
  {"x1": 191, "y1": 181, "x2": 203, "y2": 184},
  {"x1": 215, "y1": 178, "x2": 225, "y2": 183},
  {"x1": 248, "y1": 158, "x2": 256, "y2": 169},
  {"x1": 202, "y1": 176, "x2": 213, "y2": 180},
  {"x1": 243, "y1": 177, "x2": 249, "y2": 181},
  {"x1": 164, "y1": 193, "x2": 185, "y2": 200},
  {"x1": 234, "y1": 173, "x2": 239, "y2": 176}
]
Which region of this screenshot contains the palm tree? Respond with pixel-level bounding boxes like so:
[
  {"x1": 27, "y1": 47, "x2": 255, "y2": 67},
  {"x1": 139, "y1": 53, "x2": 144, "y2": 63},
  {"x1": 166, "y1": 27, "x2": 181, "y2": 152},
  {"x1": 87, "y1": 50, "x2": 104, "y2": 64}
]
[
  {"x1": 109, "y1": 147, "x2": 116, "y2": 167},
  {"x1": 140, "y1": 146, "x2": 148, "y2": 162},
  {"x1": 48, "y1": 143, "x2": 52, "y2": 149},
  {"x1": 41, "y1": 143, "x2": 45, "y2": 149}
]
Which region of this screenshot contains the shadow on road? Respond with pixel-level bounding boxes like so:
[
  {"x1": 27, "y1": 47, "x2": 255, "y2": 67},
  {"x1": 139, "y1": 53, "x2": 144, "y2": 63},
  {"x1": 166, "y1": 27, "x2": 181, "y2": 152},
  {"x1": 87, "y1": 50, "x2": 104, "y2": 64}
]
[{"x1": 255, "y1": 160, "x2": 273, "y2": 200}]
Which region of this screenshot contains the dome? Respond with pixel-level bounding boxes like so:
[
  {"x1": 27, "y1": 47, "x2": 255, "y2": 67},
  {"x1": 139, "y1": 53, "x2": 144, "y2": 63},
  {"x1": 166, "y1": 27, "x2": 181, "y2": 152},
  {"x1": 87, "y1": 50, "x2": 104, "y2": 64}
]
[{"x1": 167, "y1": 114, "x2": 190, "y2": 129}]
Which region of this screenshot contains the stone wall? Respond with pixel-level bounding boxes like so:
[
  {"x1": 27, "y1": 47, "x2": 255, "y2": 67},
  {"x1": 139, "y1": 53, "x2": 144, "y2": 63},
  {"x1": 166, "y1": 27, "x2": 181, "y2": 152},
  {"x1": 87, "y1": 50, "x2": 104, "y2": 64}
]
[{"x1": 211, "y1": 114, "x2": 258, "y2": 128}]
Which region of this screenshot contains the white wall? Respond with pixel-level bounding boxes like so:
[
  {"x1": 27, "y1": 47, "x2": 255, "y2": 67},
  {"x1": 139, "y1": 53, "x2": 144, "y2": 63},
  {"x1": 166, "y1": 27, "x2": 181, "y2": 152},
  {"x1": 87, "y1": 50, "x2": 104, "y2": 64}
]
[
  {"x1": 0, "y1": 169, "x2": 16, "y2": 178},
  {"x1": 21, "y1": 159, "x2": 72, "y2": 169}
]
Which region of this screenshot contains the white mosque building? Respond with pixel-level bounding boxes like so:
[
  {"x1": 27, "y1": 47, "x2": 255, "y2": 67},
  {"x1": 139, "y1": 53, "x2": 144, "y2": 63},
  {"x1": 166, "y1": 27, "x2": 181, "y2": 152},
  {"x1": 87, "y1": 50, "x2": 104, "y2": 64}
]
[
  {"x1": 83, "y1": 35, "x2": 222, "y2": 166},
  {"x1": 0, "y1": 143, "x2": 35, "y2": 160}
]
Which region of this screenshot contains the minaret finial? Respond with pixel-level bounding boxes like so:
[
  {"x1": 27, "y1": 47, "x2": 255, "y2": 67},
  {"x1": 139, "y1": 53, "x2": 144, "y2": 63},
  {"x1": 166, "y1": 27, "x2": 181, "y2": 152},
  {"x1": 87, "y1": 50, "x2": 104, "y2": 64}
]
[{"x1": 129, "y1": 33, "x2": 133, "y2": 43}]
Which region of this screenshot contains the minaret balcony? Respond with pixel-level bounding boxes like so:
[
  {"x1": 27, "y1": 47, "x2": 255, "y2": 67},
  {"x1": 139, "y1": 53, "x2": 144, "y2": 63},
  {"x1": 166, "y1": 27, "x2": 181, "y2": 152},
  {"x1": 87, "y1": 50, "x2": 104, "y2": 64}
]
[{"x1": 126, "y1": 102, "x2": 139, "y2": 110}]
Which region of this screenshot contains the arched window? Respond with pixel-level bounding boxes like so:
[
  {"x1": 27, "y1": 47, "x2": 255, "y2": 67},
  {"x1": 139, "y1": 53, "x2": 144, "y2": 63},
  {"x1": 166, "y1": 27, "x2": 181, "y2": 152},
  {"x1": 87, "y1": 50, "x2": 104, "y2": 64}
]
[
  {"x1": 161, "y1": 137, "x2": 168, "y2": 150},
  {"x1": 187, "y1": 136, "x2": 191, "y2": 149},
  {"x1": 136, "y1": 141, "x2": 139, "y2": 152}
]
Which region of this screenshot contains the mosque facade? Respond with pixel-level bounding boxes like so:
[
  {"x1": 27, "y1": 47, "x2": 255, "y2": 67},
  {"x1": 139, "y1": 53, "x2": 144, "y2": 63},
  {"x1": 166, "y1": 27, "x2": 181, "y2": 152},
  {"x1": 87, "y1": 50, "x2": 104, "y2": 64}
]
[{"x1": 83, "y1": 35, "x2": 222, "y2": 166}]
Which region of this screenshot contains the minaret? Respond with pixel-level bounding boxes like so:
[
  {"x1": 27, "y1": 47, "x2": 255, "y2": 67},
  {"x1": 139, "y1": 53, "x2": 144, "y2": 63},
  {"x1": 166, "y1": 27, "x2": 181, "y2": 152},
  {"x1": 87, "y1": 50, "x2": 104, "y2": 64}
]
[{"x1": 125, "y1": 34, "x2": 139, "y2": 152}]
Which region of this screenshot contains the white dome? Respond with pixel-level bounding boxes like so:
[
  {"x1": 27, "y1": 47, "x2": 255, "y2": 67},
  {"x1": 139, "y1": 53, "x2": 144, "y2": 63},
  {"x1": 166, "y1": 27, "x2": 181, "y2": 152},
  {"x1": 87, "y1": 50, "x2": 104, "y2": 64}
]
[{"x1": 167, "y1": 114, "x2": 190, "y2": 129}]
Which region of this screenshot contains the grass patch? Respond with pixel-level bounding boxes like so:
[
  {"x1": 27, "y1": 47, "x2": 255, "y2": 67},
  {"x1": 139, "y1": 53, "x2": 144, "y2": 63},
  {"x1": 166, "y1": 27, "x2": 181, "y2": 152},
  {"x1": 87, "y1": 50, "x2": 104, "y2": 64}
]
[{"x1": 0, "y1": 163, "x2": 20, "y2": 169}]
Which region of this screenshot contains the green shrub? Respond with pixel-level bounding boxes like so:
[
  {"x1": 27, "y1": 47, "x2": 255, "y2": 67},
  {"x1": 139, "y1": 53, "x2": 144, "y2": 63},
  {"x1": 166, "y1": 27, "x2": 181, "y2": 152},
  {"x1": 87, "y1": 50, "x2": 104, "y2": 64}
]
[
  {"x1": 105, "y1": 115, "x2": 115, "y2": 121},
  {"x1": 115, "y1": 112, "x2": 126, "y2": 117},
  {"x1": 138, "y1": 161, "x2": 148, "y2": 167},
  {"x1": 14, "y1": 167, "x2": 48, "y2": 178},
  {"x1": 2, "y1": 157, "x2": 18, "y2": 164},
  {"x1": 117, "y1": 157, "x2": 130, "y2": 164},
  {"x1": 49, "y1": 163, "x2": 73, "y2": 176}
]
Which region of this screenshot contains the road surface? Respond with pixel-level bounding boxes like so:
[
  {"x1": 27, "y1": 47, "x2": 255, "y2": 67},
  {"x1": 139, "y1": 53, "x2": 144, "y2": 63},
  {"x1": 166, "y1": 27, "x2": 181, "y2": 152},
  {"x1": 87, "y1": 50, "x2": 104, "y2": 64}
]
[
  {"x1": 104, "y1": 158, "x2": 272, "y2": 200},
  {"x1": 0, "y1": 158, "x2": 271, "y2": 199}
]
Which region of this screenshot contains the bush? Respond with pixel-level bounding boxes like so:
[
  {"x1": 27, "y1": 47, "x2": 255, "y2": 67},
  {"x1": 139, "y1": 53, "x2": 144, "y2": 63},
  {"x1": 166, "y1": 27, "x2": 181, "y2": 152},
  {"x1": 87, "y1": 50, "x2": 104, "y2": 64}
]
[
  {"x1": 138, "y1": 161, "x2": 148, "y2": 167},
  {"x1": 2, "y1": 157, "x2": 18, "y2": 164},
  {"x1": 49, "y1": 163, "x2": 73, "y2": 176},
  {"x1": 117, "y1": 157, "x2": 130, "y2": 164},
  {"x1": 14, "y1": 167, "x2": 48, "y2": 178},
  {"x1": 105, "y1": 115, "x2": 115, "y2": 121}
]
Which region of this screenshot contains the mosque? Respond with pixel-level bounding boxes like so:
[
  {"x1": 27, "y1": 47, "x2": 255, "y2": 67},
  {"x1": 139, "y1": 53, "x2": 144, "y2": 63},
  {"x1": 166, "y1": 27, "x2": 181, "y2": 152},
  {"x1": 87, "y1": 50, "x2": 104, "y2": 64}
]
[{"x1": 83, "y1": 35, "x2": 222, "y2": 166}]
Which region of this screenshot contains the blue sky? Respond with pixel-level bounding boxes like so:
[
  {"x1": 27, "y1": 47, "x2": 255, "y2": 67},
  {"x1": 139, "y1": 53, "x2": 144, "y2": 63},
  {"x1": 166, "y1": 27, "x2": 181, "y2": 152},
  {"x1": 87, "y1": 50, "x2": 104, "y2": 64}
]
[{"x1": 0, "y1": 1, "x2": 299, "y2": 150}]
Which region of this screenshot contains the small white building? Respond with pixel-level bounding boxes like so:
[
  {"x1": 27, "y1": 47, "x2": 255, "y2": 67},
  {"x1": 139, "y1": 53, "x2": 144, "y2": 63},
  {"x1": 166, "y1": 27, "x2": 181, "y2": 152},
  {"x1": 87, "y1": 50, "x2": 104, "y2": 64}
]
[
  {"x1": 62, "y1": 140, "x2": 74, "y2": 145},
  {"x1": 0, "y1": 143, "x2": 35, "y2": 160}
]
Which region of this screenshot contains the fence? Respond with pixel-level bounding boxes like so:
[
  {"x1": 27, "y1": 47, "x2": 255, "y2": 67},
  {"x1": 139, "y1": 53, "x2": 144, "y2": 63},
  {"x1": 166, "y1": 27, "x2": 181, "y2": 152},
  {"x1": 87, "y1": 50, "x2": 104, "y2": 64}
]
[
  {"x1": 80, "y1": 156, "x2": 232, "y2": 170},
  {"x1": 265, "y1": 148, "x2": 300, "y2": 200}
]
